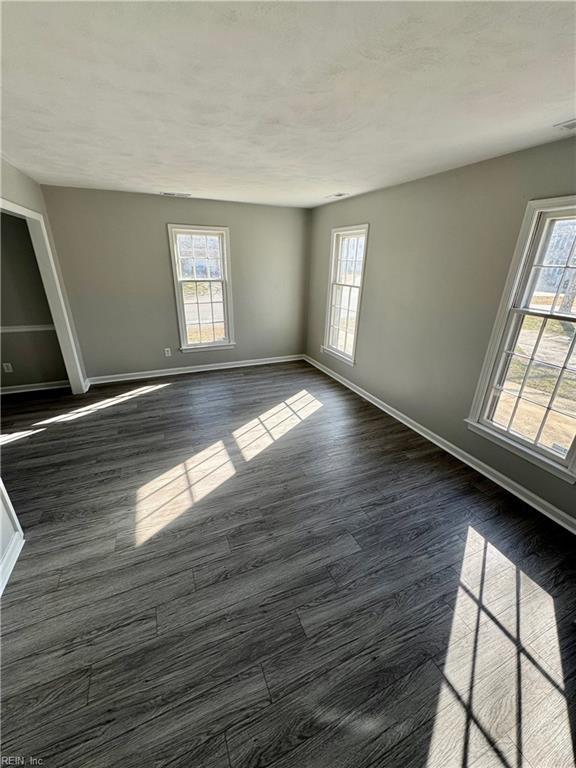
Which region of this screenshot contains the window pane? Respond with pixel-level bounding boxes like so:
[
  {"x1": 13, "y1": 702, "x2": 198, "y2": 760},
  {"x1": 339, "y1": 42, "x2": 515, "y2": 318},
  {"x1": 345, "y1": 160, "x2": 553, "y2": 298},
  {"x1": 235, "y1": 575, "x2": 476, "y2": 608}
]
[
  {"x1": 176, "y1": 233, "x2": 223, "y2": 279},
  {"x1": 211, "y1": 282, "x2": 223, "y2": 302},
  {"x1": 208, "y1": 260, "x2": 222, "y2": 279},
  {"x1": 192, "y1": 235, "x2": 207, "y2": 257},
  {"x1": 207, "y1": 235, "x2": 221, "y2": 257},
  {"x1": 198, "y1": 304, "x2": 213, "y2": 323},
  {"x1": 194, "y1": 259, "x2": 208, "y2": 279},
  {"x1": 335, "y1": 305, "x2": 347, "y2": 331},
  {"x1": 182, "y1": 282, "x2": 197, "y2": 303},
  {"x1": 337, "y1": 330, "x2": 346, "y2": 351},
  {"x1": 347, "y1": 237, "x2": 358, "y2": 260},
  {"x1": 522, "y1": 362, "x2": 561, "y2": 407},
  {"x1": 213, "y1": 323, "x2": 226, "y2": 341},
  {"x1": 176, "y1": 234, "x2": 194, "y2": 256},
  {"x1": 345, "y1": 333, "x2": 354, "y2": 355},
  {"x1": 344, "y1": 261, "x2": 355, "y2": 285},
  {"x1": 489, "y1": 391, "x2": 517, "y2": 429},
  {"x1": 499, "y1": 354, "x2": 529, "y2": 395},
  {"x1": 341, "y1": 286, "x2": 350, "y2": 309},
  {"x1": 187, "y1": 325, "x2": 201, "y2": 344},
  {"x1": 524, "y1": 267, "x2": 564, "y2": 312},
  {"x1": 200, "y1": 324, "x2": 214, "y2": 343},
  {"x1": 180, "y1": 258, "x2": 195, "y2": 279},
  {"x1": 184, "y1": 304, "x2": 199, "y2": 325},
  {"x1": 346, "y1": 310, "x2": 357, "y2": 334},
  {"x1": 332, "y1": 284, "x2": 342, "y2": 308},
  {"x1": 538, "y1": 411, "x2": 576, "y2": 457},
  {"x1": 349, "y1": 287, "x2": 359, "y2": 312},
  {"x1": 553, "y1": 268, "x2": 576, "y2": 316},
  {"x1": 533, "y1": 318, "x2": 576, "y2": 366},
  {"x1": 212, "y1": 303, "x2": 224, "y2": 322},
  {"x1": 509, "y1": 400, "x2": 547, "y2": 442},
  {"x1": 196, "y1": 282, "x2": 211, "y2": 302},
  {"x1": 538, "y1": 219, "x2": 576, "y2": 266},
  {"x1": 552, "y1": 371, "x2": 576, "y2": 417},
  {"x1": 336, "y1": 234, "x2": 366, "y2": 288},
  {"x1": 508, "y1": 315, "x2": 543, "y2": 357}
]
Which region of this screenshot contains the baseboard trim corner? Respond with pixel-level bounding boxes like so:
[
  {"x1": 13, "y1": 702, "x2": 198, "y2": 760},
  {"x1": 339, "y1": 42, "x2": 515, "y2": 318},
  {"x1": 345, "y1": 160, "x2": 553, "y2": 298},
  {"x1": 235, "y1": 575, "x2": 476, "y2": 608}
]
[
  {"x1": 88, "y1": 355, "x2": 305, "y2": 385},
  {"x1": 302, "y1": 355, "x2": 576, "y2": 535}
]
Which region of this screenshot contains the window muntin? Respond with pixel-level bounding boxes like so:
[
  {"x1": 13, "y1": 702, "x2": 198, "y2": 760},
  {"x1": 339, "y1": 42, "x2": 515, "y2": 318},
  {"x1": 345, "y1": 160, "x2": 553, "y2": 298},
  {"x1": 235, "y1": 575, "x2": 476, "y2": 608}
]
[
  {"x1": 168, "y1": 226, "x2": 234, "y2": 349},
  {"x1": 474, "y1": 203, "x2": 576, "y2": 475},
  {"x1": 324, "y1": 225, "x2": 369, "y2": 362}
]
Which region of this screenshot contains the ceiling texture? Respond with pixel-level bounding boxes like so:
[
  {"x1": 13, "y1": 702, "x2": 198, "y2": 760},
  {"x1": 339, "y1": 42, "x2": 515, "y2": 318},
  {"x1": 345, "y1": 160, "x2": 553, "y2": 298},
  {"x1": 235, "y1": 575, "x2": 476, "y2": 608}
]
[{"x1": 2, "y1": 2, "x2": 575, "y2": 207}]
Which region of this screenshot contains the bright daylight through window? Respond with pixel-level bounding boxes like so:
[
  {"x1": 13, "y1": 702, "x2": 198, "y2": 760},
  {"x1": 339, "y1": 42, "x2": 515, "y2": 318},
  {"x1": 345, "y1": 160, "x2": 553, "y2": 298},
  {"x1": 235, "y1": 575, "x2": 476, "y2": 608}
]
[
  {"x1": 468, "y1": 198, "x2": 576, "y2": 479},
  {"x1": 323, "y1": 224, "x2": 369, "y2": 364},
  {"x1": 168, "y1": 225, "x2": 234, "y2": 350}
]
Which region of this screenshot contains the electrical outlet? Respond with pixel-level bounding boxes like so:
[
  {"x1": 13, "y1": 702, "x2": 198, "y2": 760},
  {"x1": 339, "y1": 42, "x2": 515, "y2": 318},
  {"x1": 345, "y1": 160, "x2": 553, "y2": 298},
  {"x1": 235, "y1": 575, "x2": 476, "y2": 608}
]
[
  {"x1": 2, "y1": 362, "x2": 14, "y2": 373},
  {"x1": 163, "y1": 347, "x2": 172, "y2": 358}
]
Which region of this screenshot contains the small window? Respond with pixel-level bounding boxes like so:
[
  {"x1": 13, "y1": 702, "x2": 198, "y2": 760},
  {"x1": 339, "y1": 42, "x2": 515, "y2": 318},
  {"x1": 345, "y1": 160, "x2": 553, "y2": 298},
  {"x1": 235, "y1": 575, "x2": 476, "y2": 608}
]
[
  {"x1": 468, "y1": 197, "x2": 576, "y2": 482},
  {"x1": 167, "y1": 225, "x2": 234, "y2": 350},
  {"x1": 322, "y1": 224, "x2": 369, "y2": 364}
]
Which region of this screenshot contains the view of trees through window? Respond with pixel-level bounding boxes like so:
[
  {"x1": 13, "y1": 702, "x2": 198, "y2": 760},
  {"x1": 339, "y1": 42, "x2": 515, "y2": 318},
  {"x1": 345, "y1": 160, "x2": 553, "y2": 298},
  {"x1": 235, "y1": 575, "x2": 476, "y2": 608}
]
[
  {"x1": 486, "y1": 217, "x2": 576, "y2": 459},
  {"x1": 171, "y1": 229, "x2": 230, "y2": 347}
]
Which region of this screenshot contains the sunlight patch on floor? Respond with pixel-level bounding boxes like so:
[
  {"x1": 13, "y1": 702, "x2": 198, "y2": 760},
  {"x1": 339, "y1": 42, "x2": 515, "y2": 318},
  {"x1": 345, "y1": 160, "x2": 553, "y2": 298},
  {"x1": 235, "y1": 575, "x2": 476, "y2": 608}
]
[
  {"x1": 426, "y1": 526, "x2": 574, "y2": 768},
  {"x1": 135, "y1": 440, "x2": 235, "y2": 545},
  {"x1": 233, "y1": 390, "x2": 322, "y2": 461},
  {"x1": 0, "y1": 428, "x2": 46, "y2": 445},
  {"x1": 135, "y1": 390, "x2": 323, "y2": 545},
  {"x1": 33, "y1": 383, "x2": 170, "y2": 425}
]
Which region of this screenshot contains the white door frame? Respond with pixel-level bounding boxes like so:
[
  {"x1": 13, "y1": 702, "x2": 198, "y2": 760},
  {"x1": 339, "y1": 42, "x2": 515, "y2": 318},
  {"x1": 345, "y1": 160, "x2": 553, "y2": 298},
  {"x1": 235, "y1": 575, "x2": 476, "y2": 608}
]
[
  {"x1": 0, "y1": 479, "x2": 24, "y2": 595},
  {"x1": 1, "y1": 196, "x2": 87, "y2": 394}
]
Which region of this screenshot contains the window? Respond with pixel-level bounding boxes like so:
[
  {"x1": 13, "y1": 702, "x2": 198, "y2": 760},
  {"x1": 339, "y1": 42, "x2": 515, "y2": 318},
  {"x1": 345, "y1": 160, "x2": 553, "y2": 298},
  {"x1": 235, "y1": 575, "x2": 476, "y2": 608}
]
[
  {"x1": 167, "y1": 225, "x2": 234, "y2": 350},
  {"x1": 322, "y1": 224, "x2": 369, "y2": 364},
  {"x1": 468, "y1": 197, "x2": 576, "y2": 482}
]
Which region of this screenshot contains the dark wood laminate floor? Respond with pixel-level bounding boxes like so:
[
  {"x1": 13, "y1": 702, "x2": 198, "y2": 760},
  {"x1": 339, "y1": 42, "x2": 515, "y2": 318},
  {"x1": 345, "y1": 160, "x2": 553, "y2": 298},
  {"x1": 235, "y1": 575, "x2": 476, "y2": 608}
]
[{"x1": 1, "y1": 361, "x2": 575, "y2": 768}]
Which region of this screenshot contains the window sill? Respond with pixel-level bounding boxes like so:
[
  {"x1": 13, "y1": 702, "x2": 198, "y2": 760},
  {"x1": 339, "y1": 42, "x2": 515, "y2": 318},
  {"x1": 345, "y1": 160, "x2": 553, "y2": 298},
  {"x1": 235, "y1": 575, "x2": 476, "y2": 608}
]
[
  {"x1": 465, "y1": 418, "x2": 576, "y2": 484},
  {"x1": 180, "y1": 342, "x2": 236, "y2": 353},
  {"x1": 321, "y1": 345, "x2": 355, "y2": 367}
]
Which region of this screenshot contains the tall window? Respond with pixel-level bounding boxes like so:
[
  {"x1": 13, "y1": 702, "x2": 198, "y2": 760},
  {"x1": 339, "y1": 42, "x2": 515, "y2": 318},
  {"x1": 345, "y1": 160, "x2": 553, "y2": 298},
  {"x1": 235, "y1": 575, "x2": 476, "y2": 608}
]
[
  {"x1": 323, "y1": 224, "x2": 369, "y2": 364},
  {"x1": 167, "y1": 225, "x2": 234, "y2": 350},
  {"x1": 468, "y1": 197, "x2": 576, "y2": 481}
]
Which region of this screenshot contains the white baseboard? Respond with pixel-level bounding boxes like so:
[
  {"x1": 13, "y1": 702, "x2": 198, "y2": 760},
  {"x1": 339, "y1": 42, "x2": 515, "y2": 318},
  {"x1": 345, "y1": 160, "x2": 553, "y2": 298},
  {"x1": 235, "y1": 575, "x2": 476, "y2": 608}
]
[
  {"x1": 1, "y1": 380, "x2": 69, "y2": 395},
  {"x1": 0, "y1": 532, "x2": 24, "y2": 596},
  {"x1": 88, "y1": 355, "x2": 305, "y2": 385},
  {"x1": 303, "y1": 355, "x2": 576, "y2": 535}
]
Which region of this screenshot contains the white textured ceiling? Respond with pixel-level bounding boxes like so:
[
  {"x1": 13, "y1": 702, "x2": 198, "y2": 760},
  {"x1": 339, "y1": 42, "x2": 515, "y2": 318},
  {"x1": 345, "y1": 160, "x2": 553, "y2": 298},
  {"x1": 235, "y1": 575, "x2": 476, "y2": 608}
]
[{"x1": 2, "y1": 2, "x2": 575, "y2": 207}]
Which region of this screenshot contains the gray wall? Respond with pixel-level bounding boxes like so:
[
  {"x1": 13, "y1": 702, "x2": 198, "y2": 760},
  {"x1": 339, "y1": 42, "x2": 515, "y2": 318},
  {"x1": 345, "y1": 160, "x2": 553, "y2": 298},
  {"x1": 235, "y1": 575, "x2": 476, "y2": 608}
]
[
  {"x1": 1, "y1": 212, "x2": 66, "y2": 387},
  {"x1": 42, "y1": 188, "x2": 308, "y2": 378},
  {"x1": 306, "y1": 137, "x2": 576, "y2": 520}
]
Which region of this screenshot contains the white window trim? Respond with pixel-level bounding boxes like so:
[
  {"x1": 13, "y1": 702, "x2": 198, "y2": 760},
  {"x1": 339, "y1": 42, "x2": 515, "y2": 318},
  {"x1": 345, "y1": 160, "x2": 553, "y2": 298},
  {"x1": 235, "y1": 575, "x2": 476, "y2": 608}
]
[
  {"x1": 467, "y1": 195, "x2": 576, "y2": 483},
  {"x1": 322, "y1": 223, "x2": 370, "y2": 366},
  {"x1": 167, "y1": 224, "x2": 235, "y2": 352}
]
